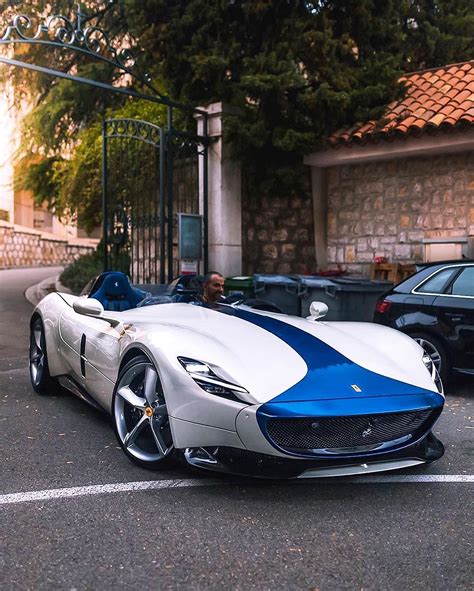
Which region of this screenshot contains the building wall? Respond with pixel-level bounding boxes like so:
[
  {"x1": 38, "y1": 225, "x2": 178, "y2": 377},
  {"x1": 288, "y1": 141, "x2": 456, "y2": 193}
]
[
  {"x1": 242, "y1": 183, "x2": 316, "y2": 276},
  {"x1": 326, "y1": 151, "x2": 474, "y2": 276},
  {"x1": 0, "y1": 222, "x2": 97, "y2": 268},
  {"x1": 0, "y1": 82, "x2": 17, "y2": 224},
  {"x1": 13, "y1": 189, "x2": 35, "y2": 228},
  {"x1": 0, "y1": 85, "x2": 82, "y2": 245}
]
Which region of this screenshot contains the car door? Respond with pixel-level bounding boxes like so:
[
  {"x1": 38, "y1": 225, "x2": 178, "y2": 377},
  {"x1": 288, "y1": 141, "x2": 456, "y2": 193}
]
[
  {"x1": 433, "y1": 265, "x2": 474, "y2": 373},
  {"x1": 59, "y1": 307, "x2": 122, "y2": 408},
  {"x1": 399, "y1": 266, "x2": 459, "y2": 332}
]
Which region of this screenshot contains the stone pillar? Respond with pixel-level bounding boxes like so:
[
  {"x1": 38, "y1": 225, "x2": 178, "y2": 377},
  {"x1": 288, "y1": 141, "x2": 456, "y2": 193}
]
[
  {"x1": 310, "y1": 167, "x2": 328, "y2": 270},
  {"x1": 195, "y1": 102, "x2": 242, "y2": 276}
]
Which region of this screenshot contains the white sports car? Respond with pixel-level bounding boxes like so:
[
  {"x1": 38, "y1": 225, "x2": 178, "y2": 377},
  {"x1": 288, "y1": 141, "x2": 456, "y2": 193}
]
[{"x1": 29, "y1": 272, "x2": 445, "y2": 478}]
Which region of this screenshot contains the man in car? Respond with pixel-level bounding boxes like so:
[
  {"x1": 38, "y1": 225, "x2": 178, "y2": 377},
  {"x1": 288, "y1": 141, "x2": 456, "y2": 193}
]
[{"x1": 201, "y1": 271, "x2": 225, "y2": 306}]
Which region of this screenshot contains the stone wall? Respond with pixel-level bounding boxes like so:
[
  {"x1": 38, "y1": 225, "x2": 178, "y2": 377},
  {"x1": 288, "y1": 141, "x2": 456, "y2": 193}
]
[
  {"x1": 326, "y1": 151, "x2": 474, "y2": 276},
  {"x1": 242, "y1": 185, "x2": 316, "y2": 275},
  {"x1": 0, "y1": 222, "x2": 98, "y2": 268}
]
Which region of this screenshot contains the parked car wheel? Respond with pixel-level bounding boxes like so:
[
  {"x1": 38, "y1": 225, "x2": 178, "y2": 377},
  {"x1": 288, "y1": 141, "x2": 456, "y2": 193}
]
[
  {"x1": 29, "y1": 317, "x2": 59, "y2": 395},
  {"x1": 410, "y1": 332, "x2": 449, "y2": 384},
  {"x1": 112, "y1": 355, "x2": 178, "y2": 470}
]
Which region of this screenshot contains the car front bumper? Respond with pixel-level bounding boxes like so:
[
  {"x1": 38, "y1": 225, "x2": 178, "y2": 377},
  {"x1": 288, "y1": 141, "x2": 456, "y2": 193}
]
[{"x1": 184, "y1": 431, "x2": 444, "y2": 479}]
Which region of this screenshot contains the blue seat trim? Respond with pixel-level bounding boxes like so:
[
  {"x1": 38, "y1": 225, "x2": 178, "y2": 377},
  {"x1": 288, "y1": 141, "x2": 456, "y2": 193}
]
[{"x1": 89, "y1": 272, "x2": 146, "y2": 311}]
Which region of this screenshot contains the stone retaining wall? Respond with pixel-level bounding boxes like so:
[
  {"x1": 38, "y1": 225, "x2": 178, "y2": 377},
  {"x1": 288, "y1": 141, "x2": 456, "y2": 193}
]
[
  {"x1": 242, "y1": 179, "x2": 316, "y2": 275},
  {"x1": 326, "y1": 151, "x2": 474, "y2": 275},
  {"x1": 0, "y1": 222, "x2": 98, "y2": 268}
]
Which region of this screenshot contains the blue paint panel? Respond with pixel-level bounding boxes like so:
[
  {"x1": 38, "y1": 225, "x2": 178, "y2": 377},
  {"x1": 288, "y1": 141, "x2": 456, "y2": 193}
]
[
  {"x1": 228, "y1": 307, "x2": 443, "y2": 406},
  {"x1": 258, "y1": 393, "x2": 442, "y2": 419},
  {"x1": 216, "y1": 307, "x2": 444, "y2": 459},
  {"x1": 217, "y1": 306, "x2": 444, "y2": 458}
]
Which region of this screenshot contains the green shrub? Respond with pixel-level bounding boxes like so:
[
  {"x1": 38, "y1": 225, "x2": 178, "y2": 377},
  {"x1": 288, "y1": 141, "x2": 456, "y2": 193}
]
[{"x1": 60, "y1": 250, "x2": 103, "y2": 294}]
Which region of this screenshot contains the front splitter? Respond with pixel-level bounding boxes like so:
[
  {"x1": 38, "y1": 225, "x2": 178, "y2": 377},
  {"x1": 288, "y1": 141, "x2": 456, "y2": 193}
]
[{"x1": 183, "y1": 432, "x2": 444, "y2": 479}]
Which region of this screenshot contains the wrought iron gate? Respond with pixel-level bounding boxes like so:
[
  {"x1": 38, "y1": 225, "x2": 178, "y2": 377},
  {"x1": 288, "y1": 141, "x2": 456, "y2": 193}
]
[
  {"x1": 0, "y1": 5, "x2": 209, "y2": 285},
  {"x1": 102, "y1": 119, "x2": 207, "y2": 284}
]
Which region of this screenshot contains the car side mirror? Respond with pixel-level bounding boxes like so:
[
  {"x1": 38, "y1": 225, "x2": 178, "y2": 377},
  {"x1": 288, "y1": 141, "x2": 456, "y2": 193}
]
[
  {"x1": 306, "y1": 301, "x2": 329, "y2": 321},
  {"x1": 73, "y1": 298, "x2": 121, "y2": 328},
  {"x1": 73, "y1": 298, "x2": 104, "y2": 317}
]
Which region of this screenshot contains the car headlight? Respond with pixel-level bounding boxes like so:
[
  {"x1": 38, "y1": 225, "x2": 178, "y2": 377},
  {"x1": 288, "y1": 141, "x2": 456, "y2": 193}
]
[
  {"x1": 178, "y1": 357, "x2": 249, "y2": 403},
  {"x1": 422, "y1": 353, "x2": 444, "y2": 396}
]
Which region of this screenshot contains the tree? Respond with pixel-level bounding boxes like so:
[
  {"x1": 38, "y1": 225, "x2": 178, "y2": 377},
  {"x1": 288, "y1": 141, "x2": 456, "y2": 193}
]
[
  {"x1": 400, "y1": 0, "x2": 474, "y2": 69},
  {"x1": 2, "y1": 0, "x2": 473, "y2": 221},
  {"x1": 2, "y1": 0, "x2": 164, "y2": 230},
  {"x1": 118, "y1": 0, "x2": 474, "y2": 193}
]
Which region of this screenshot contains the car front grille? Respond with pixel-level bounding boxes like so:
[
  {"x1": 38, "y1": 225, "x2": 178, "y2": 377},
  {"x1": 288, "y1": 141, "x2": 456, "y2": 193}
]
[{"x1": 266, "y1": 410, "x2": 434, "y2": 453}]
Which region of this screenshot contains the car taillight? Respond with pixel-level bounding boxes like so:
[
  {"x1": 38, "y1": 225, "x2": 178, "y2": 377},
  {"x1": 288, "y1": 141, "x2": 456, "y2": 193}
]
[{"x1": 375, "y1": 299, "x2": 392, "y2": 314}]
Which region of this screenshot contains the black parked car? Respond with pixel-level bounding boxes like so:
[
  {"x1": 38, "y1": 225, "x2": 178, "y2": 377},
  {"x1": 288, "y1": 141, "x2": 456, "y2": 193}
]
[{"x1": 374, "y1": 260, "x2": 474, "y2": 383}]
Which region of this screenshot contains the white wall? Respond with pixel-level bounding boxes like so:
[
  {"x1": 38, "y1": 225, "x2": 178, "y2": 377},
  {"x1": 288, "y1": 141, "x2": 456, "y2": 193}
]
[{"x1": 0, "y1": 82, "x2": 16, "y2": 223}]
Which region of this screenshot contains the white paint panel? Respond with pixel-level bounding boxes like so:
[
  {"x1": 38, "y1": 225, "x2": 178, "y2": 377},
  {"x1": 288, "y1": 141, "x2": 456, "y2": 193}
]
[
  {"x1": 235, "y1": 405, "x2": 289, "y2": 457},
  {"x1": 170, "y1": 417, "x2": 245, "y2": 449},
  {"x1": 125, "y1": 304, "x2": 308, "y2": 404},
  {"x1": 249, "y1": 309, "x2": 438, "y2": 393}
]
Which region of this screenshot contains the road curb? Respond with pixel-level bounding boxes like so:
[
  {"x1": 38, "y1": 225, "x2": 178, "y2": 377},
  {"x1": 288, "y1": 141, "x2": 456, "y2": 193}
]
[{"x1": 25, "y1": 270, "x2": 72, "y2": 307}]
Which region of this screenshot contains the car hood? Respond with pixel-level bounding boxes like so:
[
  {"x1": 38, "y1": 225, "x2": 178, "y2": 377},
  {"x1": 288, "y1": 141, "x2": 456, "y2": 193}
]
[{"x1": 117, "y1": 302, "x2": 438, "y2": 405}]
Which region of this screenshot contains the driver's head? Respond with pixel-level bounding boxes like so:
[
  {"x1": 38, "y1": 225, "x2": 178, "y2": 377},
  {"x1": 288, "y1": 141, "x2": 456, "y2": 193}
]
[{"x1": 202, "y1": 272, "x2": 225, "y2": 304}]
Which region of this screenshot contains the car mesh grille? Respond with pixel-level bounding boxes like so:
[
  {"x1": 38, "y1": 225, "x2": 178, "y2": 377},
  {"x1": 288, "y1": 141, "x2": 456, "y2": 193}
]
[{"x1": 266, "y1": 410, "x2": 434, "y2": 452}]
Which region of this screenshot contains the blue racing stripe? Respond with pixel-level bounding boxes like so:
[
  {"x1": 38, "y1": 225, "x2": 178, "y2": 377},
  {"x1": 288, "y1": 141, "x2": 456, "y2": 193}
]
[
  {"x1": 218, "y1": 306, "x2": 442, "y2": 408},
  {"x1": 216, "y1": 306, "x2": 443, "y2": 458}
]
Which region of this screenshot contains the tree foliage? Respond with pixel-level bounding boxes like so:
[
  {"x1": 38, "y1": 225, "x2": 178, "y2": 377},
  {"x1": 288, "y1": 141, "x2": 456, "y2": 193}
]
[
  {"x1": 2, "y1": 0, "x2": 473, "y2": 225},
  {"x1": 123, "y1": 0, "x2": 473, "y2": 193}
]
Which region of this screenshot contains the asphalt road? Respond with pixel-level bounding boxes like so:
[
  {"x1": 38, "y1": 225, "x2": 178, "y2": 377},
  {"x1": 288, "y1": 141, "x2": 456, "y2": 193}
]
[{"x1": 1, "y1": 267, "x2": 472, "y2": 590}]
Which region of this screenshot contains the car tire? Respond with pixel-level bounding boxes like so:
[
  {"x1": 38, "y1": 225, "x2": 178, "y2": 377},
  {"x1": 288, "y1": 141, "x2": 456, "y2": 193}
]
[
  {"x1": 29, "y1": 317, "x2": 59, "y2": 395},
  {"x1": 112, "y1": 355, "x2": 178, "y2": 470},
  {"x1": 410, "y1": 332, "x2": 450, "y2": 384}
]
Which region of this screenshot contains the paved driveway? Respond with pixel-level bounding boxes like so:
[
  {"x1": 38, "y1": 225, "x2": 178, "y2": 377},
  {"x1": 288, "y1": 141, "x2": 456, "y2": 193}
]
[{"x1": 0, "y1": 267, "x2": 472, "y2": 590}]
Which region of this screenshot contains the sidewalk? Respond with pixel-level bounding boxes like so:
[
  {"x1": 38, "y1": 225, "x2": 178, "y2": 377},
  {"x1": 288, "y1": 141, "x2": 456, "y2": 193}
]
[{"x1": 24, "y1": 271, "x2": 73, "y2": 307}]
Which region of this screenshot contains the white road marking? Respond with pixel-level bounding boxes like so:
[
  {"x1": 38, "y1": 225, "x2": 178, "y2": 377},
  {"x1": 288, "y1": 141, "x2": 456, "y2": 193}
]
[
  {"x1": 0, "y1": 478, "x2": 222, "y2": 505},
  {"x1": 334, "y1": 474, "x2": 474, "y2": 484},
  {"x1": 0, "y1": 474, "x2": 473, "y2": 506}
]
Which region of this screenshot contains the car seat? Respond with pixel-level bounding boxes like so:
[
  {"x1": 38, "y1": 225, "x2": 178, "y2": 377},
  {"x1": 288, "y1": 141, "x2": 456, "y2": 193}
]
[{"x1": 89, "y1": 272, "x2": 147, "y2": 311}]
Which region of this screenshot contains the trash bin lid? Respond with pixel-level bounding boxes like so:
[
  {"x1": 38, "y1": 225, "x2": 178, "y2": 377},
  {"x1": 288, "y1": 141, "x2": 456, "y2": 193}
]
[
  {"x1": 297, "y1": 275, "x2": 393, "y2": 291},
  {"x1": 296, "y1": 275, "x2": 338, "y2": 288},
  {"x1": 225, "y1": 276, "x2": 254, "y2": 285},
  {"x1": 331, "y1": 278, "x2": 393, "y2": 291},
  {"x1": 254, "y1": 274, "x2": 298, "y2": 286}
]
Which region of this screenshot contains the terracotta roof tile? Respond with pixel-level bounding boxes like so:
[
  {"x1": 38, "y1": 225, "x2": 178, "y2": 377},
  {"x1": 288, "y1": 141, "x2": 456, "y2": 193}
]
[
  {"x1": 427, "y1": 112, "x2": 447, "y2": 126},
  {"x1": 437, "y1": 95, "x2": 451, "y2": 107},
  {"x1": 449, "y1": 107, "x2": 469, "y2": 119},
  {"x1": 328, "y1": 60, "x2": 474, "y2": 146},
  {"x1": 446, "y1": 87, "x2": 460, "y2": 99},
  {"x1": 441, "y1": 104, "x2": 457, "y2": 116},
  {"x1": 453, "y1": 88, "x2": 473, "y2": 103},
  {"x1": 422, "y1": 109, "x2": 437, "y2": 121}
]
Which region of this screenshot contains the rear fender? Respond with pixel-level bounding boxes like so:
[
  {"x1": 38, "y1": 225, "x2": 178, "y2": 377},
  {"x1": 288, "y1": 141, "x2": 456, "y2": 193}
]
[{"x1": 31, "y1": 294, "x2": 71, "y2": 377}]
